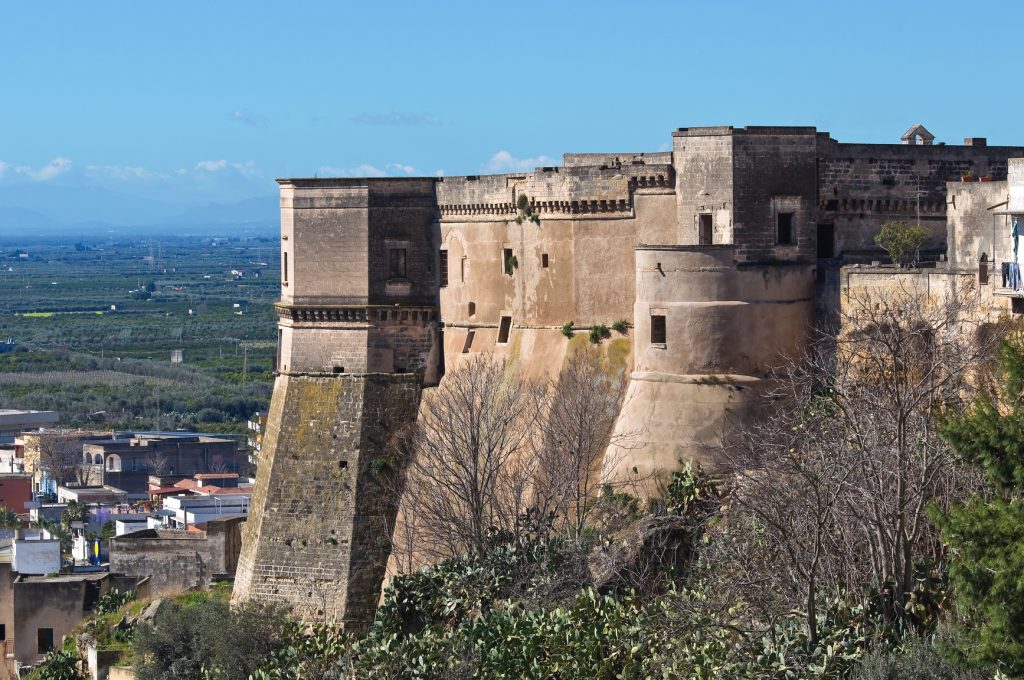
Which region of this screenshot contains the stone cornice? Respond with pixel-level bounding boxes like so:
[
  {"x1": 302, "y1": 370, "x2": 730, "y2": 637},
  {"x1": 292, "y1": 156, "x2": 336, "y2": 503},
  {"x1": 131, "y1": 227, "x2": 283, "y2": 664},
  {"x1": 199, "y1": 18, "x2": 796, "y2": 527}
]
[{"x1": 274, "y1": 303, "x2": 438, "y2": 324}]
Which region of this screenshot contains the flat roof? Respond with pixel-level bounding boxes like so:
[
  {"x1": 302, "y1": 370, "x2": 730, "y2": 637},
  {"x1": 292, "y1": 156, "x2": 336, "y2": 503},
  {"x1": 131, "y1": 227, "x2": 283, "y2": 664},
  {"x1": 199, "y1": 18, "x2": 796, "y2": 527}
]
[
  {"x1": 18, "y1": 572, "x2": 107, "y2": 583},
  {"x1": 0, "y1": 411, "x2": 58, "y2": 428},
  {"x1": 194, "y1": 486, "x2": 250, "y2": 496}
]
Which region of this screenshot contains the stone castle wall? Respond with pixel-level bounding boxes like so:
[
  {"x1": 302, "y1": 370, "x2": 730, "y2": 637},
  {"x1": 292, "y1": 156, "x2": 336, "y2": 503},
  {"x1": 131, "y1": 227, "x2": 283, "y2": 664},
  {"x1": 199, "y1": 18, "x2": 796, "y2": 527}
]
[
  {"x1": 235, "y1": 179, "x2": 438, "y2": 630},
  {"x1": 818, "y1": 138, "x2": 1024, "y2": 259},
  {"x1": 608, "y1": 246, "x2": 814, "y2": 480},
  {"x1": 234, "y1": 373, "x2": 420, "y2": 629},
  {"x1": 238, "y1": 126, "x2": 1024, "y2": 630}
]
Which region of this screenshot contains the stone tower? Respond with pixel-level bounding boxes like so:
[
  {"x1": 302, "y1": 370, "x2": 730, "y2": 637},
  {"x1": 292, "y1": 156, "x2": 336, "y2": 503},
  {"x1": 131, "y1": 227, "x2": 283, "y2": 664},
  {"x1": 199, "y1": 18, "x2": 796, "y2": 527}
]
[
  {"x1": 235, "y1": 125, "x2": 1024, "y2": 627},
  {"x1": 233, "y1": 178, "x2": 440, "y2": 630}
]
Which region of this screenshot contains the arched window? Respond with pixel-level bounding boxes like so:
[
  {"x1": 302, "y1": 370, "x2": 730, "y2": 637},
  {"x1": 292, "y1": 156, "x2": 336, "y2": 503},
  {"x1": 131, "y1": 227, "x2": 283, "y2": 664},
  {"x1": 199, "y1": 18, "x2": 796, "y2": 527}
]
[
  {"x1": 94, "y1": 454, "x2": 103, "y2": 465},
  {"x1": 83, "y1": 453, "x2": 90, "y2": 464},
  {"x1": 106, "y1": 454, "x2": 121, "y2": 472}
]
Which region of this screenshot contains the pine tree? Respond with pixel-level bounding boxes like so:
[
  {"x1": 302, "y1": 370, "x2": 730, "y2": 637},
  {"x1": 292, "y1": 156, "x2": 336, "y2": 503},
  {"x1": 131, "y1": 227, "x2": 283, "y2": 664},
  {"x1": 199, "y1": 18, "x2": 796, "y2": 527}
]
[{"x1": 938, "y1": 333, "x2": 1024, "y2": 676}]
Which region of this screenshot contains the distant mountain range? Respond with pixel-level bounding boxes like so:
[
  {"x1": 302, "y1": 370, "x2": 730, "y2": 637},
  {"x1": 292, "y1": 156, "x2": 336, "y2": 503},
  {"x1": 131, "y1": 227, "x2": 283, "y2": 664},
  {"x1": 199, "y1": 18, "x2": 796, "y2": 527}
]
[{"x1": 0, "y1": 184, "x2": 279, "y2": 242}]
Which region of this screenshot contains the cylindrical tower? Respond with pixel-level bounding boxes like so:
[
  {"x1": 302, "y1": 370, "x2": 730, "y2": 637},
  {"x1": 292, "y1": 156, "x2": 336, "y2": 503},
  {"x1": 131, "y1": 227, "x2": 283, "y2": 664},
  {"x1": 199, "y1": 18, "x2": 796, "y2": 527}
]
[{"x1": 606, "y1": 245, "x2": 814, "y2": 483}]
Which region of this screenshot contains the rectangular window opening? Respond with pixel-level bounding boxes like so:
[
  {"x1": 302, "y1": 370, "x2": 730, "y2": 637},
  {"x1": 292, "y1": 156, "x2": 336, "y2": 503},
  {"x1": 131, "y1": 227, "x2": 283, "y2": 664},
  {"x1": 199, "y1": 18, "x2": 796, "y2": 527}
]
[
  {"x1": 1012, "y1": 298, "x2": 1024, "y2": 315},
  {"x1": 439, "y1": 250, "x2": 449, "y2": 287},
  {"x1": 541, "y1": 253, "x2": 549, "y2": 268},
  {"x1": 650, "y1": 315, "x2": 667, "y2": 345},
  {"x1": 282, "y1": 251, "x2": 289, "y2": 285},
  {"x1": 502, "y1": 248, "x2": 514, "y2": 276},
  {"x1": 817, "y1": 223, "x2": 835, "y2": 258},
  {"x1": 0, "y1": 623, "x2": 6, "y2": 640},
  {"x1": 461, "y1": 257, "x2": 466, "y2": 282},
  {"x1": 389, "y1": 248, "x2": 407, "y2": 279},
  {"x1": 497, "y1": 316, "x2": 512, "y2": 344},
  {"x1": 437, "y1": 328, "x2": 446, "y2": 374},
  {"x1": 38, "y1": 628, "x2": 53, "y2": 654},
  {"x1": 276, "y1": 329, "x2": 282, "y2": 372},
  {"x1": 777, "y1": 212, "x2": 795, "y2": 245},
  {"x1": 698, "y1": 214, "x2": 713, "y2": 245},
  {"x1": 462, "y1": 330, "x2": 475, "y2": 353}
]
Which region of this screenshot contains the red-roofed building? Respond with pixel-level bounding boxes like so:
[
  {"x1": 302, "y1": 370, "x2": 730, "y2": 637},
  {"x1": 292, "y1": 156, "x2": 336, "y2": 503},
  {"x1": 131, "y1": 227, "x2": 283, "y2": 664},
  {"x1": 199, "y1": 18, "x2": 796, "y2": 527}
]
[{"x1": 147, "y1": 472, "x2": 251, "y2": 502}]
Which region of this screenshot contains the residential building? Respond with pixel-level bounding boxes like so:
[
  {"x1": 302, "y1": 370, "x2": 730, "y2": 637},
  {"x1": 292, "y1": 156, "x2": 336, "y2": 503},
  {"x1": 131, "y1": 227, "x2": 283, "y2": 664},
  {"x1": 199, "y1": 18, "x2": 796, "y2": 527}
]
[
  {"x1": 83, "y1": 433, "x2": 242, "y2": 494},
  {"x1": 109, "y1": 516, "x2": 244, "y2": 597},
  {"x1": 0, "y1": 411, "x2": 57, "y2": 445},
  {"x1": 162, "y1": 494, "x2": 249, "y2": 530}
]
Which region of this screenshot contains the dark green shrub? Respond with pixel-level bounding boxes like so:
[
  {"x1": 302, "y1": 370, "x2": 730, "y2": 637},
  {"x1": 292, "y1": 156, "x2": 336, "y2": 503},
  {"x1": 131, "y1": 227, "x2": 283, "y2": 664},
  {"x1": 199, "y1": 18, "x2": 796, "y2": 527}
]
[
  {"x1": 561, "y1": 321, "x2": 574, "y2": 338},
  {"x1": 874, "y1": 220, "x2": 927, "y2": 267},
  {"x1": 611, "y1": 319, "x2": 628, "y2": 334},
  {"x1": 33, "y1": 649, "x2": 86, "y2": 680},
  {"x1": 94, "y1": 589, "x2": 135, "y2": 616},
  {"x1": 588, "y1": 324, "x2": 609, "y2": 344},
  {"x1": 514, "y1": 194, "x2": 540, "y2": 225},
  {"x1": 852, "y1": 633, "x2": 988, "y2": 680},
  {"x1": 133, "y1": 597, "x2": 292, "y2": 680}
]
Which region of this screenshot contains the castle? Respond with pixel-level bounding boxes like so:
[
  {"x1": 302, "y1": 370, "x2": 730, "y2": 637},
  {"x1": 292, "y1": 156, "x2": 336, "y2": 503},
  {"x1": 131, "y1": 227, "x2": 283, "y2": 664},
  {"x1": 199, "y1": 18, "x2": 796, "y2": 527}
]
[{"x1": 232, "y1": 124, "x2": 1024, "y2": 629}]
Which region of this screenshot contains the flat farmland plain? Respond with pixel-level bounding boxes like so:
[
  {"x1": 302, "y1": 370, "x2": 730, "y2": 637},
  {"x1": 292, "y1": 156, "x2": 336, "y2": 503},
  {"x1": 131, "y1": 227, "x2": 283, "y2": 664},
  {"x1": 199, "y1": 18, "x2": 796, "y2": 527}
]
[{"x1": 0, "y1": 237, "x2": 280, "y2": 435}]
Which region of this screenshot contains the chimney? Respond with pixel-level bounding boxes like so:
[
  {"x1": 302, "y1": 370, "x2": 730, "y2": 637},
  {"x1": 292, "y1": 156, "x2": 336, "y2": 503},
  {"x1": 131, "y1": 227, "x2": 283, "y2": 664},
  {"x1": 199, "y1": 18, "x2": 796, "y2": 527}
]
[{"x1": 964, "y1": 137, "x2": 987, "y2": 147}]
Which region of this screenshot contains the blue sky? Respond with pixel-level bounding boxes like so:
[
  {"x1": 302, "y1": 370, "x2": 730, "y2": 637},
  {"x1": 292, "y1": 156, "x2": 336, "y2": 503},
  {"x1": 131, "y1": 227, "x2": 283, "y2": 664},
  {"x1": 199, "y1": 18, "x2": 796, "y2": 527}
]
[{"x1": 2, "y1": 0, "x2": 1024, "y2": 220}]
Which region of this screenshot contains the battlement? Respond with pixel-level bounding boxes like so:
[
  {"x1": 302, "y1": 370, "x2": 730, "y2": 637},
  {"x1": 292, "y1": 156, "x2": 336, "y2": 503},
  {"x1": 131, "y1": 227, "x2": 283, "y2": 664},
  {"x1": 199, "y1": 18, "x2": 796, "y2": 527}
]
[
  {"x1": 238, "y1": 122, "x2": 1024, "y2": 630},
  {"x1": 673, "y1": 125, "x2": 819, "y2": 137},
  {"x1": 562, "y1": 151, "x2": 673, "y2": 167}
]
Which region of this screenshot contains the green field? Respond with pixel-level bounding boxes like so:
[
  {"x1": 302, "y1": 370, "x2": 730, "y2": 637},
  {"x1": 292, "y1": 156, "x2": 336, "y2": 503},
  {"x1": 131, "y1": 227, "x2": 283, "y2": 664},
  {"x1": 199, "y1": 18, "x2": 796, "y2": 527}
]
[{"x1": 0, "y1": 237, "x2": 280, "y2": 434}]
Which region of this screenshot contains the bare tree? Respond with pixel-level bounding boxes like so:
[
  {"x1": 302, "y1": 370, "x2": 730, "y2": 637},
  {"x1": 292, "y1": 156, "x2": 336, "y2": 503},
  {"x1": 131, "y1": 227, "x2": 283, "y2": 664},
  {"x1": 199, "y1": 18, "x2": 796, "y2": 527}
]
[
  {"x1": 534, "y1": 345, "x2": 633, "y2": 537},
  {"x1": 393, "y1": 354, "x2": 543, "y2": 561},
  {"x1": 36, "y1": 432, "x2": 89, "y2": 488},
  {"x1": 830, "y1": 283, "x2": 1000, "y2": 606},
  {"x1": 719, "y1": 373, "x2": 854, "y2": 646},
  {"x1": 718, "y1": 281, "x2": 1005, "y2": 642},
  {"x1": 145, "y1": 450, "x2": 169, "y2": 477}
]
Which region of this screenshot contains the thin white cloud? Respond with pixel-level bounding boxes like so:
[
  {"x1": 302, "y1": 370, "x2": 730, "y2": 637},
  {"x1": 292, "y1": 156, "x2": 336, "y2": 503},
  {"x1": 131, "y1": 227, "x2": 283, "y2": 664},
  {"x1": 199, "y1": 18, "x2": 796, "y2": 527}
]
[
  {"x1": 387, "y1": 163, "x2": 417, "y2": 175},
  {"x1": 319, "y1": 164, "x2": 386, "y2": 178},
  {"x1": 86, "y1": 164, "x2": 154, "y2": 180},
  {"x1": 0, "y1": 161, "x2": 8, "y2": 178},
  {"x1": 319, "y1": 163, "x2": 426, "y2": 178},
  {"x1": 230, "y1": 110, "x2": 265, "y2": 126},
  {"x1": 195, "y1": 160, "x2": 229, "y2": 172},
  {"x1": 351, "y1": 112, "x2": 441, "y2": 126},
  {"x1": 16, "y1": 157, "x2": 72, "y2": 181},
  {"x1": 194, "y1": 159, "x2": 259, "y2": 176},
  {"x1": 486, "y1": 150, "x2": 555, "y2": 173}
]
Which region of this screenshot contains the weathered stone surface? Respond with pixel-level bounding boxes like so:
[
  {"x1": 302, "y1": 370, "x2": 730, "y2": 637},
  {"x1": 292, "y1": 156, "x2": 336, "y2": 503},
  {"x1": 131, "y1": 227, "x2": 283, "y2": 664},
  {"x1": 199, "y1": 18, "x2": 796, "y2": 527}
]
[
  {"x1": 239, "y1": 124, "x2": 1024, "y2": 629},
  {"x1": 233, "y1": 373, "x2": 420, "y2": 630},
  {"x1": 123, "y1": 597, "x2": 165, "y2": 628},
  {"x1": 109, "y1": 517, "x2": 243, "y2": 597}
]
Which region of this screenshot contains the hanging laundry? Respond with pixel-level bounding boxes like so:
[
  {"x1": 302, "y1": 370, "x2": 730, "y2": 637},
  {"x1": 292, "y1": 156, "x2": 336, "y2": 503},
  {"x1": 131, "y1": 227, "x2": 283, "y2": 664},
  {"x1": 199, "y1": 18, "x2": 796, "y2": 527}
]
[{"x1": 1014, "y1": 217, "x2": 1021, "y2": 262}]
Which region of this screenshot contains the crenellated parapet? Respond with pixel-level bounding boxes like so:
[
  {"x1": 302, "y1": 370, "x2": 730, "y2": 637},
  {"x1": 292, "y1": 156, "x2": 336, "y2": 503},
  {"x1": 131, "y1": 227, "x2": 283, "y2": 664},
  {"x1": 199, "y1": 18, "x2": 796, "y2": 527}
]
[
  {"x1": 239, "y1": 123, "x2": 1024, "y2": 632},
  {"x1": 435, "y1": 162, "x2": 674, "y2": 222}
]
